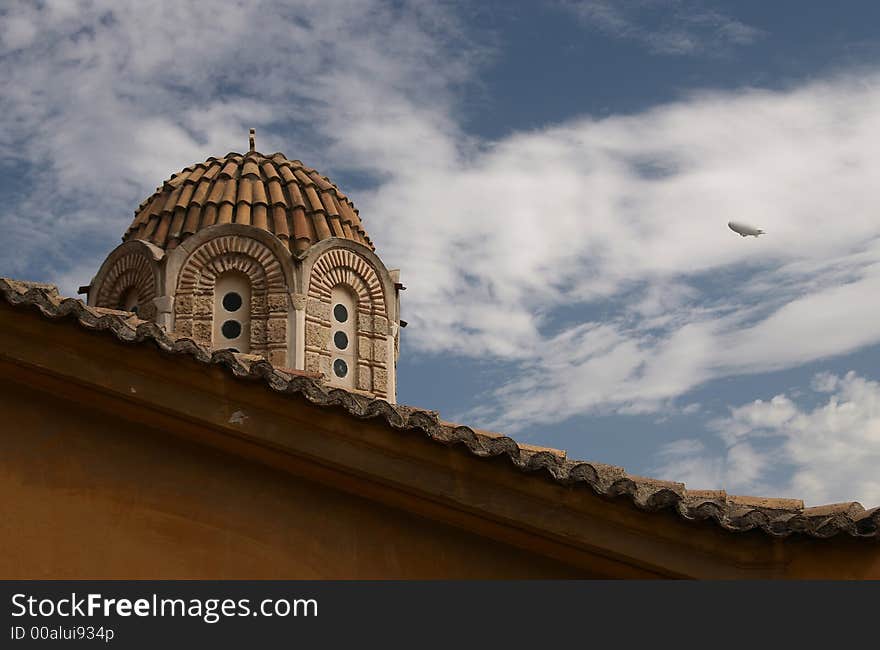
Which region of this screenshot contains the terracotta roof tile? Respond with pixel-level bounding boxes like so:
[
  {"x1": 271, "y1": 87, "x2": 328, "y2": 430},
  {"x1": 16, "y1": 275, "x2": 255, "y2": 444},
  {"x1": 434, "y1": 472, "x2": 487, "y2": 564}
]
[
  {"x1": 271, "y1": 205, "x2": 290, "y2": 240},
  {"x1": 251, "y1": 179, "x2": 268, "y2": 206},
  {"x1": 237, "y1": 177, "x2": 253, "y2": 205},
  {"x1": 190, "y1": 177, "x2": 212, "y2": 206},
  {"x1": 303, "y1": 185, "x2": 323, "y2": 213},
  {"x1": 802, "y1": 502, "x2": 866, "y2": 518},
  {"x1": 261, "y1": 161, "x2": 280, "y2": 181},
  {"x1": 161, "y1": 185, "x2": 183, "y2": 213},
  {"x1": 727, "y1": 495, "x2": 804, "y2": 511},
  {"x1": 310, "y1": 172, "x2": 335, "y2": 191},
  {"x1": 202, "y1": 161, "x2": 221, "y2": 181},
  {"x1": 4, "y1": 277, "x2": 877, "y2": 541},
  {"x1": 219, "y1": 160, "x2": 238, "y2": 179},
  {"x1": 252, "y1": 204, "x2": 268, "y2": 230},
  {"x1": 291, "y1": 206, "x2": 312, "y2": 251},
  {"x1": 182, "y1": 205, "x2": 201, "y2": 236},
  {"x1": 278, "y1": 165, "x2": 298, "y2": 185},
  {"x1": 202, "y1": 204, "x2": 218, "y2": 228},
  {"x1": 241, "y1": 159, "x2": 259, "y2": 177},
  {"x1": 187, "y1": 164, "x2": 207, "y2": 184},
  {"x1": 123, "y1": 151, "x2": 371, "y2": 253},
  {"x1": 286, "y1": 181, "x2": 306, "y2": 209},
  {"x1": 328, "y1": 216, "x2": 346, "y2": 238},
  {"x1": 138, "y1": 215, "x2": 158, "y2": 241},
  {"x1": 167, "y1": 208, "x2": 186, "y2": 243},
  {"x1": 220, "y1": 179, "x2": 237, "y2": 205},
  {"x1": 293, "y1": 168, "x2": 314, "y2": 187},
  {"x1": 151, "y1": 213, "x2": 172, "y2": 246},
  {"x1": 217, "y1": 202, "x2": 234, "y2": 225},
  {"x1": 320, "y1": 190, "x2": 340, "y2": 217},
  {"x1": 235, "y1": 201, "x2": 251, "y2": 226},
  {"x1": 176, "y1": 182, "x2": 196, "y2": 209},
  {"x1": 206, "y1": 179, "x2": 226, "y2": 205},
  {"x1": 267, "y1": 179, "x2": 285, "y2": 206}
]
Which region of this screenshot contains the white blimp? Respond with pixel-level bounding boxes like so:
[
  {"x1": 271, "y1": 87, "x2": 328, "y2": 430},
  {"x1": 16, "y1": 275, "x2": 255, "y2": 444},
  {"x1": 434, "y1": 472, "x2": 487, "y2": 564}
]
[{"x1": 728, "y1": 221, "x2": 765, "y2": 237}]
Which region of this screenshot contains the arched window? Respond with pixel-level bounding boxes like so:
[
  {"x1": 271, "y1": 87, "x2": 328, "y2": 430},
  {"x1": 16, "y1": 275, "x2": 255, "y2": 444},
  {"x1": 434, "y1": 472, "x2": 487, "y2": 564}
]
[
  {"x1": 214, "y1": 272, "x2": 251, "y2": 353},
  {"x1": 329, "y1": 284, "x2": 357, "y2": 389},
  {"x1": 119, "y1": 287, "x2": 140, "y2": 315}
]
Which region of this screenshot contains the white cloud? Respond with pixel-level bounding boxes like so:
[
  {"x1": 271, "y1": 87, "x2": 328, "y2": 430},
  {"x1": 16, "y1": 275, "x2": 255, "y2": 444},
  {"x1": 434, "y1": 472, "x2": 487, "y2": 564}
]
[
  {"x1": 654, "y1": 371, "x2": 880, "y2": 506},
  {"x1": 0, "y1": 0, "x2": 476, "y2": 292},
  {"x1": 366, "y1": 78, "x2": 880, "y2": 430},
  {"x1": 559, "y1": 0, "x2": 763, "y2": 55}
]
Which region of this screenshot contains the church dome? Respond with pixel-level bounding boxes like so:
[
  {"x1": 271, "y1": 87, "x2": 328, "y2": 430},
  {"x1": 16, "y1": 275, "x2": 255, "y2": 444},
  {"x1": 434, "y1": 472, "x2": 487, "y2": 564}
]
[
  {"x1": 89, "y1": 130, "x2": 399, "y2": 401},
  {"x1": 124, "y1": 146, "x2": 372, "y2": 254}
]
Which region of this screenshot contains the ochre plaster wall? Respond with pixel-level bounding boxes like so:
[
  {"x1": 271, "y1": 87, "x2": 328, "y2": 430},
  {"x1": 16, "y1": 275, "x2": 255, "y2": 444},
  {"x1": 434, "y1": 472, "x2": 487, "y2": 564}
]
[{"x1": 0, "y1": 379, "x2": 590, "y2": 579}]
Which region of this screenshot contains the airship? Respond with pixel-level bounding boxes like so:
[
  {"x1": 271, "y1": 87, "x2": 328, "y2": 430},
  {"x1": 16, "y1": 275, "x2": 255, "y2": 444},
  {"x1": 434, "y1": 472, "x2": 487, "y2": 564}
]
[{"x1": 728, "y1": 221, "x2": 765, "y2": 237}]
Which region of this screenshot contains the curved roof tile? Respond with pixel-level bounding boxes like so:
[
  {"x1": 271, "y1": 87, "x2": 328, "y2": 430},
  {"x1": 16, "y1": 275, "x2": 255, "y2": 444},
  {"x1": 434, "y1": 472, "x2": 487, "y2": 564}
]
[{"x1": 125, "y1": 151, "x2": 372, "y2": 253}]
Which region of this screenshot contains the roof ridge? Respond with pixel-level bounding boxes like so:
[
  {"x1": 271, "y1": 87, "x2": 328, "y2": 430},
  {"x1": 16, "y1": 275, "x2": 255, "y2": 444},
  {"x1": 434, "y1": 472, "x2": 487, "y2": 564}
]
[{"x1": 1, "y1": 277, "x2": 877, "y2": 540}]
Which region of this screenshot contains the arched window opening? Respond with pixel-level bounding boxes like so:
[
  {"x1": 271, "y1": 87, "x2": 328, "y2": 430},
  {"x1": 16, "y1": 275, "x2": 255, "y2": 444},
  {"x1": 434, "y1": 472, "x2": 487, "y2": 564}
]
[
  {"x1": 330, "y1": 284, "x2": 357, "y2": 389},
  {"x1": 119, "y1": 287, "x2": 140, "y2": 315},
  {"x1": 214, "y1": 272, "x2": 251, "y2": 353}
]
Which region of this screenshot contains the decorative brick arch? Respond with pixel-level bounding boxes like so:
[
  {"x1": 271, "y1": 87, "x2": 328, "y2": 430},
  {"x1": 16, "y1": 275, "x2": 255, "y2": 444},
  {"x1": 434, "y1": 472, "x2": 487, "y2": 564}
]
[
  {"x1": 174, "y1": 235, "x2": 288, "y2": 364},
  {"x1": 306, "y1": 248, "x2": 389, "y2": 397},
  {"x1": 94, "y1": 252, "x2": 158, "y2": 320},
  {"x1": 309, "y1": 249, "x2": 386, "y2": 312}
]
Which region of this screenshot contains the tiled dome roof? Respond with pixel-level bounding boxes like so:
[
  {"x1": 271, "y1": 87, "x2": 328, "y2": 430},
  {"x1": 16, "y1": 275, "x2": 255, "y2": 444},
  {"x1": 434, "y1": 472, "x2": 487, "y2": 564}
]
[{"x1": 124, "y1": 149, "x2": 371, "y2": 253}]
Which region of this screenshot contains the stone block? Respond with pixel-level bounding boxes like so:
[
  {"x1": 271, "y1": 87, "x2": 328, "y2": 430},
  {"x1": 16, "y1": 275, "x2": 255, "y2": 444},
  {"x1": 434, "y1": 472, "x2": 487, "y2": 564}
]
[
  {"x1": 251, "y1": 294, "x2": 267, "y2": 314},
  {"x1": 268, "y1": 293, "x2": 287, "y2": 312},
  {"x1": 356, "y1": 314, "x2": 372, "y2": 334},
  {"x1": 193, "y1": 321, "x2": 211, "y2": 343},
  {"x1": 307, "y1": 297, "x2": 330, "y2": 321},
  {"x1": 357, "y1": 364, "x2": 371, "y2": 391},
  {"x1": 373, "y1": 367, "x2": 388, "y2": 394},
  {"x1": 305, "y1": 322, "x2": 330, "y2": 348},
  {"x1": 372, "y1": 337, "x2": 387, "y2": 362},
  {"x1": 267, "y1": 318, "x2": 287, "y2": 343},
  {"x1": 357, "y1": 335, "x2": 371, "y2": 360},
  {"x1": 305, "y1": 351, "x2": 322, "y2": 374},
  {"x1": 193, "y1": 295, "x2": 213, "y2": 316},
  {"x1": 174, "y1": 317, "x2": 193, "y2": 336},
  {"x1": 250, "y1": 320, "x2": 267, "y2": 344},
  {"x1": 175, "y1": 294, "x2": 193, "y2": 315}
]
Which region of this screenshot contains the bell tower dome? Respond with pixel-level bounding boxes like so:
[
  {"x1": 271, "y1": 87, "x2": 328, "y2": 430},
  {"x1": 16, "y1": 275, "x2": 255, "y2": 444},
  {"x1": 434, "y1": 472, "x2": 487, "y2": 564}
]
[{"x1": 87, "y1": 131, "x2": 401, "y2": 402}]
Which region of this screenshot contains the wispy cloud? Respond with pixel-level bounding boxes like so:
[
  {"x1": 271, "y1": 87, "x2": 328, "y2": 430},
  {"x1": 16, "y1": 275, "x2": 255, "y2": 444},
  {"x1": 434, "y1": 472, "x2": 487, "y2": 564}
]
[
  {"x1": 560, "y1": 0, "x2": 763, "y2": 55},
  {"x1": 0, "y1": 0, "x2": 478, "y2": 288},
  {"x1": 654, "y1": 371, "x2": 880, "y2": 506},
  {"x1": 362, "y1": 76, "x2": 880, "y2": 431}
]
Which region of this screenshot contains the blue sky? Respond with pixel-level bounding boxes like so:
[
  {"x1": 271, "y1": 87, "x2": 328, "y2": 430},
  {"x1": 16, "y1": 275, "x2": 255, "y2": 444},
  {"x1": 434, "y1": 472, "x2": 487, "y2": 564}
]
[{"x1": 1, "y1": 0, "x2": 879, "y2": 506}]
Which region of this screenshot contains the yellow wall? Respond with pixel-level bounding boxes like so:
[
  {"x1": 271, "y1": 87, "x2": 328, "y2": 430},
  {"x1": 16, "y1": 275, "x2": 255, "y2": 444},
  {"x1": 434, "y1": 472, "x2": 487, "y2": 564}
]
[{"x1": 0, "y1": 378, "x2": 589, "y2": 579}]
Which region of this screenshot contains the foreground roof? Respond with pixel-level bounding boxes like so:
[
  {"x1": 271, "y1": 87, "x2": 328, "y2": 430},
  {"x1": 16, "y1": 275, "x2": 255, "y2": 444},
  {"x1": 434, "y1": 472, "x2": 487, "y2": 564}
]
[
  {"x1": 124, "y1": 150, "x2": 371, "y2": 254},
  {"x1": 1, "y1": 277, "x2": 878, "y2": 540}
]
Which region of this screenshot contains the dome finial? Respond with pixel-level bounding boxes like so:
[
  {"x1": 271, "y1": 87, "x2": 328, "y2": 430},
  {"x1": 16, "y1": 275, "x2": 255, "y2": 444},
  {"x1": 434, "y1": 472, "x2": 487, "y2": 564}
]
[{"x1": 249, "y1": 128, "x2": 255, "y2": 152}]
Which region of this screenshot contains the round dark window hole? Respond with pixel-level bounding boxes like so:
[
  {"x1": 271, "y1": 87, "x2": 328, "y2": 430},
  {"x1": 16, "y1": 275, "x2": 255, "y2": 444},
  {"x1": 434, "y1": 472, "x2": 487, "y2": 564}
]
[
  {"x1": 221, "y1": 320, "x2": 242, "y2": 339},
  {"x1": 223, "y1": 291, "x2": 243, "y2": 312},
  {"x1": 334, "y1": 331, "x2": 349, "y2": 350},
  {"x1": 333, "y1": 358, "x2": 348, "y2": 378},
  {"x1": 333, "y1": 304, "x2": 348, "y2": 323}
]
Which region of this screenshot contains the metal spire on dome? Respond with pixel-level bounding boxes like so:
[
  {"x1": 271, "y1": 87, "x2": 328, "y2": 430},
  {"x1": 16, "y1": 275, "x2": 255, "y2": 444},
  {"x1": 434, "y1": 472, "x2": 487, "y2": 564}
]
[{"x1": 249, "y1": 128, "x2": 256, "y2": 152}]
